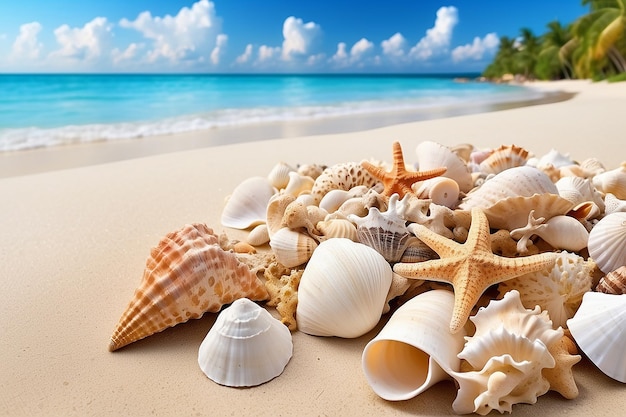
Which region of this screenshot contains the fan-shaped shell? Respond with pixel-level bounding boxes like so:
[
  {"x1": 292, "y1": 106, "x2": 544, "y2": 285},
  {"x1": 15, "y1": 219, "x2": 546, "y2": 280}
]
[
  {"x1": 198, "y1": 298, "x2": 293, "y2": 387},
  {"x1": 478, "y1": 144, "x2": 531, "y2": 175},
  {"x1": 269, "y1": 227, "x2": 318, "y2": 268},
  {"x1": 415, "y1": 140, "x2": 473, "y2": 193},
  {"x1": 459, "y1": 165, "x2": 558, "y2": 213},
  {"x1": 567, "y1": 292, "x2": 626, "y2": 383},
  {"x1": 596, "y1": 265, "x2": 626, "y2": 294},
  {"x1": 588, "y1": 211, "x2": 626, "y2": 273},
  {"x1": 592, "y1": 162, "x2": 626, "y2": 199},
  {"x1": 362, "y1": 289, "x2": 467, "y2": 401},
  {"x1": 556, "y1": 176, "x2": 605, "y2": 213},
  {"x1": 316, "y1": 218, "x2": 358, "y2": 241},
  {"x1": 267, "y1": 162, "x2": 296, "y2": 190},
  {"x1": 296, "y1": 238, "x2": 393, "y2": 338},
  {"x1": 109, "y1": 224, "x2": 269, "y2": 351},
  {"x1": 221, "y1": 176, "x2": 276, "y2": 229}
]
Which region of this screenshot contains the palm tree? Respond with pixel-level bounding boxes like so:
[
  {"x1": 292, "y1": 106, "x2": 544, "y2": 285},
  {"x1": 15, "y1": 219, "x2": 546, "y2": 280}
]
[
  {"x1": 514, "y1": 28, "x2": 541, "y2": 79},
  {"x1": 578, "y1": 0, "x2": 626, "y2": 74},
  {"x1": 536, "y1": 21, "x2": 573, "y2": 79},
  {"x1": 483, "y1": 36, "x2": 517, "y2": 78}
]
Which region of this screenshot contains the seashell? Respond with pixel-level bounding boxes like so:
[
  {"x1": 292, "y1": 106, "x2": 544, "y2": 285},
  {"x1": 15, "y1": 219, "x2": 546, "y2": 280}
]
[
  {"x1": 397, "y1": 236, "x2": 439, "y2": 263},
  {"x1": 596, "y1": 265, "x2": 626, "y2": 294},
  {"x1": 497, "y1": 251, "x2": 594, "y2": 329},
  {"x1": 604, "y1": 193, "x2": 626, "y2": 215},
  {"x1": 593, "y1": 162, "x2": 626, "y2": 199},
  {"x1": 511, "y1": 211, "x2": 589, "y2": 253},
  {"x1": 450, "y1": 143, "x2": 474, "y2": 162},
  {"x1": 297, "y1": 163, "x2": 325, "y2": 179},
  {"x1": 348, "y1": 194, "x2": 412, "y2": 262},
  {"x1": 578, "y1": 157, "x2": 606, "y2": 177},
  {"x1": 484, "y1": 193, "x2": 574, "y2": 231},
  {"x1": 415, "y1": 140, "x2": 473, "y2": 193},
  {"x1": 413, "y1": 176, "x2": 460, "y2": 209},
  {"x1": 269, "y1": 227, "x2": 318, "y2": 268},
  {"x1": 319, "y1": 189, "x2": 353, "y2": 213},
  {"x1": 283, "y1": 171, "x2": 315, "y2": 197},
  {"x1": 362, "y1": 289, "x2": 467, "y2": 401},
  {"x1": 295, "y1": 192, "x2": 316, "y2": 207},
  {"x1": 587, "y1": 211, "x2": 626, "y2": 273},
  {"x1": 246, "y1": 224, "x2": 270, "y2": 246},
  {"x1": 281, "y1": 200, "x2": 320, "y2": 237},
  {"x1": 567, "y1": 291, "x2": 626, "y2": 383},
  {"x1": 221, "y1": 176, "x2": 276, "y2": 229},
  {"x1": 316, "y1": 218, "x2": 358, "y2": 241},
  {"x1": 265, "y1": 192, "x2": 296, "y2": 237},
  {"x1": 296, "y1": 238, "x2": 393, "y2": 338},
  {"x1": 310, "y1": 162, "x2": 379, "y2": 204},
  {"x1": 459, "y1": 165, "x2": 558, "y2": 212},
  {"x1": 451, "y1": 290, "x2": 565, "y2": 415},
  {"x1": 556, "y1": 176, "x2": 605, "y2": 214},
  {"x1": 267, "y1": 161, "x2": 296, "y2": 190},
  {"x1": 478, "y1": 144, "x2": 531, "y2": 175},
  {"x1": 536, "y1": 148, "x2": 575, "y2": 169},
  {"x1": 198, "y1": 298, "x2": 292, "y2": 387},
  {"x1": 109, "y1": 224, "x2": 269, "y2": 351}
]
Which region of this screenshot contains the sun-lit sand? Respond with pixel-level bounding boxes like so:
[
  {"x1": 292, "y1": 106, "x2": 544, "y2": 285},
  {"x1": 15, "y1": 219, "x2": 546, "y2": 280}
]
[{"x1": 1, "y1": 79, "x2": 625, "y2": 416}]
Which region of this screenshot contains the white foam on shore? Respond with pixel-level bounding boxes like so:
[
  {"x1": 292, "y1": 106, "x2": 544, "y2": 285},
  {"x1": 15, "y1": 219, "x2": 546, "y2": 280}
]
[{"x1": 0, "y1": 88, "x2": 545, "y2": 152}]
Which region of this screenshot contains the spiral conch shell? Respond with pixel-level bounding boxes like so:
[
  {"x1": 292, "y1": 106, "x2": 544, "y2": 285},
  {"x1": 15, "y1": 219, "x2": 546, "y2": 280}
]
[
  {"x1": 198, "y1": 298, "x2": 292, "y2": 387},
  {"x1": 296, "y1": 238, "x2": 393, "y2": 338},
  {"x1": 450, "y1": 290, "x2": 566, "y2": 415},
  {"x1": 109, "y1": 224, "x2": 269, "y2": 351}
]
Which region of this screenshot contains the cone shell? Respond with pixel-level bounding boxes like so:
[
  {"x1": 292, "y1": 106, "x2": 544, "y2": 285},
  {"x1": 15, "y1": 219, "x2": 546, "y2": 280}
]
[
  {"x1": 109, "y1": 224, "x2": 269, "y2": 351},
  {"x1": 221, "y1": 176, "x2": 276, "y2": 229},
  {"x1": 596, "y1": 265, "x2": 626, "y2": 294},
  {"x1": 362, "y1": 289, "x2": 467, "y2": 401},
  {"x1": 198, "y1": 298, "x2": 292, "y2": 387},
  {"x1": 416, "y1": 141, "x2": 473, "y2": 193},
  {"x1": 296, "y1": 238, "x2": 393, "y2": 338},
  {"x1": 567, "y1": 292, "x2": 626, "y2": 383},
  {"x1": 588, "y1": 211, "x2": 626, "y2": 273}
]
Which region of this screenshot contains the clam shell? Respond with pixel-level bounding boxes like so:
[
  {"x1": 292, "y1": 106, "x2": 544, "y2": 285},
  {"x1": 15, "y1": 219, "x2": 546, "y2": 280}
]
[
  {"x1": 596, "y1": 265, "x2": 626, "y2": 294},
  {"x1": 296, "y1": 238, "x2": 393, "y2": 338},
  {"x1": 415, "y1": 141, "x2": 473, "y2": 193},
  {"x1": 269, "y1": 227, "x2": 318, "y2": 268},
  {"x1": 478, "y1": 144, "x2": 531, "y2": 175},
  {"x1": 567, "y1": 292, "x2": 626, "y2": 383},
  {"x1": 592, "y1": 162, "x2": 626, "y2": 199},
  {"x1": 109, "y1": 224, "x2": 269, "y2": 351},
  {"x1": 362, "y1": 289, "x2": 467, "y2": 401},
  {"x1": 588, "y1": 211, "x2": 626, "y2": 273},
  {"x1": 267, "y1": 162, "x2": 296, "y2": 190},
  {"x1": 221, "y1": 176, "x2": 276, "y2": 229},
  {"x1": 246, "y1": 224, "x2": 270, "y2": 246},
  {"x1": 316, "y1": 218, "x2": 358, "y2": 241},
  {"x1": 198, "y1": 298, "x2": 293, "y2": 387}
]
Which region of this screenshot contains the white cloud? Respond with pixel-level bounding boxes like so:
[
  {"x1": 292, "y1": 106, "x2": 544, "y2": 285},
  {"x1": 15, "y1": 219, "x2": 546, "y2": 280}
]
[
  {"x1": 50, "y1": 17, "x2": 112, "y2": 60},
  {"x1": 119, "y1": 0, "x2": 221, "y2": 65},
  {"x1": 409, "y1": 6, "x2": 458, "y2": 60},
  {"x1": 381, "y1": 32, "x2": 406, "y2": 58},
  {"x1": 236, "y1": 44, "x2": 253, "y2": 64},
  {"x1": 281, "y1": 16, "x2": 321, "y2": 61},
  {"x1": 330, "y1": 42, "x2": 349, "y2": 66},
  {"x1": 258, "y1": 45, "x2": 280, "y2": 62},
  {"x1": 11, "y1": 21, "x2": 43, "y2": 60},
  {"x1": 351, "y1": 38, "x2": 374, "y2": 59},
  {"x1": 210, "y1": 34, "x2": 228, "y2": 65},
  {"x1": 451, "y1": 33, "x2": 499, "y2": 62},
  {"x1": 330, "y1": 38, "x2": 374, "y2": 68},
  {"x1": 112, "y1": 43, "x2": 143, "y2": 64}
]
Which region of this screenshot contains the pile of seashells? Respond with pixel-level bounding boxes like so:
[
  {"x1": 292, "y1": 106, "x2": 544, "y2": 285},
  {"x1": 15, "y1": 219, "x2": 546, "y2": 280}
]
[{"x1": 108, "y1": 140, "x2": 626, "y2": 415}]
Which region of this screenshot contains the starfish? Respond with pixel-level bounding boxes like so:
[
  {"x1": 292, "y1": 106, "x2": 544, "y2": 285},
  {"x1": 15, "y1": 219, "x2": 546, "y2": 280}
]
[
  {"x1": 393, "y1": 207, "x2": 557, "y2": 333},
  {"x1": 361, "y1": 141, "x2": 447, "y2": 198}
]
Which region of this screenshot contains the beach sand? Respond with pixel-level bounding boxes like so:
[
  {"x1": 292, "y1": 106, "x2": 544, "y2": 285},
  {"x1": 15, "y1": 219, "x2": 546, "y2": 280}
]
[{"x1": 1, "y1": 79, "x2": 625, "y2": 416}]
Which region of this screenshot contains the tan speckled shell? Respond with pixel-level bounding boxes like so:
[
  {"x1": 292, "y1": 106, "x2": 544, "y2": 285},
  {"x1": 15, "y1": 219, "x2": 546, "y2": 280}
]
[
  {"x1": 109, "y1": 224, "x2": 269, "y2": 351},
  {"x1": 596, "y1": 265, "x2": 626, "y2": 294},
  {"x1": 310, "y1": 162, "x2": 379, "y2": 204}
]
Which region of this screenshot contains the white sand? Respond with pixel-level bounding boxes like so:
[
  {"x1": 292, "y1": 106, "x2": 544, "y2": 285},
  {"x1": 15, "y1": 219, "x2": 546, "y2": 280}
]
[{"x1": 1, "y1": 80, "x2": 625, "y2": 416}]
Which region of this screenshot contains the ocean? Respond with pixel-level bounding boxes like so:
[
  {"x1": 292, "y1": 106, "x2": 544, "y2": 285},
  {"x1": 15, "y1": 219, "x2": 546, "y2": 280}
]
[{"x1": 0, "y1": 73, "x2": 544, "y2": 152}]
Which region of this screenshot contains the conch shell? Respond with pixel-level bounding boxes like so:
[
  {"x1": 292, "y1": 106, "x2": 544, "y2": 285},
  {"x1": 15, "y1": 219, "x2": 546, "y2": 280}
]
[{"x1": 109, "y1": 224, "x2": 269, "y2": 351}]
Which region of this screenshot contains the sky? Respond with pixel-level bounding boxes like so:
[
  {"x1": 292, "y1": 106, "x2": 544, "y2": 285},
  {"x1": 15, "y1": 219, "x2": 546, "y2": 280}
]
[{"x1": 0, "y1": 0, "x2": 589, "y2": 73}]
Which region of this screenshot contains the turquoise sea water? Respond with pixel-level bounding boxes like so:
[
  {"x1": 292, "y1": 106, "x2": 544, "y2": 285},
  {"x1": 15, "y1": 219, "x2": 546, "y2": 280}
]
[{"x1": 0, "y1": 74, "x2": 543, "y2": 151}]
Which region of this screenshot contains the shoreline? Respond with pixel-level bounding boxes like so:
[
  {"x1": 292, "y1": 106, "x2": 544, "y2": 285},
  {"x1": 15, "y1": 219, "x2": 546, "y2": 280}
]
[{"x1": 0, "y1": 83, "x2": 573, "y2": 178}]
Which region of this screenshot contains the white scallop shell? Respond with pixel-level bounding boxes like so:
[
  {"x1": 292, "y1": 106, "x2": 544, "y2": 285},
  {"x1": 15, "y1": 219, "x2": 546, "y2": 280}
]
[
  {"x1": 588, "y1": 211, "x2": 626, "y2": 273},
  {"x1": 459, "y1": 165, "x2": 558, "y2": 212},
  {"x1": 221, "y1": 176, "x2": 276, "y2": 229},
  {"x1": 498, "y1": 251, "x2": 594, "y2": 329},
  {"x1": 415, "y1": 140, "x2": 473, "y2": 193},
  {"x1": 478, "y1": 144, "x2": 531, "y2": 175},
  {"x1": 269, "y1": 227, "x2": 318, "y2": 268},
  {"x1": 451, "y1": 290, "x2": 562, "y2": 415},
  {"x1": 567, "y1": 292, "x2": 626, "y2": 383},
  {"x1": 592, "y1": 162, "x2": 626, "y2": 199},
  {"x1": 198, "y1": 298, "x2": 292, "y2": 387},
  {"x1": 267, "y1": 161, "x2": 296, "y2": 190},
  {"x1": 362, "y1": 289, "x2": 467, "y2": 401},
  {"x1": 296, "y1": 238, "x2": 393, "y2": 338},
  {"x1": 556, "y1": 176, "x2": 605, "y2": 213}
]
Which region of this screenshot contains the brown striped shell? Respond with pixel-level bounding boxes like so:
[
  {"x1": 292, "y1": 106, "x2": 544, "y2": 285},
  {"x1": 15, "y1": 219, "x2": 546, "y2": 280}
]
[
  {"x1": 109, "y1": 223, "x2": 269, "y2": 351},
  {"x1": 596, "y1": 265, "x2": 626, "y2": 294},
  {"x1": 310, "y1": 162, "x2": 380, "y2": 204}
]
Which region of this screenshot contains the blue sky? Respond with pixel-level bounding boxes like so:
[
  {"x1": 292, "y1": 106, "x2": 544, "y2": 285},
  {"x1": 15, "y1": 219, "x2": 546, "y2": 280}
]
[{"x1": 0, "y1": 0, "x2": 589, "y2": 73}]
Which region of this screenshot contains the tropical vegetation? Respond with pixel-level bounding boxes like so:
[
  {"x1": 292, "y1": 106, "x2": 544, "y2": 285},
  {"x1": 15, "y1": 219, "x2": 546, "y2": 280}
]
[{"x1": 483, "y1": 0, "x2": 626, "y2": 81}]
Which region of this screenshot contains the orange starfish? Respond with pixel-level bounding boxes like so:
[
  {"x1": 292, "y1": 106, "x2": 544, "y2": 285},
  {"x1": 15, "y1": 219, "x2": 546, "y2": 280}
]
[
  {"x1": 393, "y1": 207, "x2": 557, "y2": 333},
  {"x1": 361, "y1": 141, "x2": 447, "y2": 198}
]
